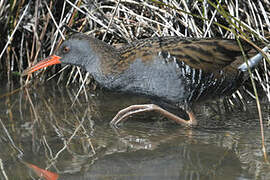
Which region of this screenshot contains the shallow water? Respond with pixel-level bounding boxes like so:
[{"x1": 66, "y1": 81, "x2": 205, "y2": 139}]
[{"x1": 0, "y1": 81, "x2": 270, "y2": 180}]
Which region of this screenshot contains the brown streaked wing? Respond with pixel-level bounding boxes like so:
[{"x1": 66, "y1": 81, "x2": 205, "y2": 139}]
[
  {"x1": 118, "y1": 37, "x2": 253, "y2": 73},
  {"x1": 167, "y1": 39, "x2": 252, "y2": 72}
]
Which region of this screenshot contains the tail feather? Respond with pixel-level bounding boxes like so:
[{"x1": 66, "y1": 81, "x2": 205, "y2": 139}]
[{"x1": 238, "y1": 46, "x2": 269, "y2": 72}]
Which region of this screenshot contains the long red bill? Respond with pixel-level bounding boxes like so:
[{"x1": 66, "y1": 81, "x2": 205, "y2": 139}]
[{"x1": 22, "y1": 55, "x2": 62, "y2": 76}]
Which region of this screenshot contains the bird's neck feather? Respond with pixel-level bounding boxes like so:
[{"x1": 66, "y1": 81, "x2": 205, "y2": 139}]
[{"x1": 85, "y1": 37, "x2": 122, "y2": 82}]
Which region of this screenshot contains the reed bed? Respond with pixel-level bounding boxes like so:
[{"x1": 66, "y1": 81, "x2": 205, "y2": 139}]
[{"x1": 0, "y1": 1, "x2": 269, "y2": 99}]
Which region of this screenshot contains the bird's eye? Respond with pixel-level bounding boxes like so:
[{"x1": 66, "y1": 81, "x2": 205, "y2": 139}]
[{"x1": 63, "y1": 46, "x2": 70, "y2": 53}]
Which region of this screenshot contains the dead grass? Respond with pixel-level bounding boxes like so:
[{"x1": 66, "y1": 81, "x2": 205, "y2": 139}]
[{"x1": 0, "y1": 0, "x2": 269, "y2": 96}]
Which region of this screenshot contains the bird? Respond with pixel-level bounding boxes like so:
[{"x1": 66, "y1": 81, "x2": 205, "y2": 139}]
[{"x1": 23, "y1": 33, "x2": 269, "y2": 127}]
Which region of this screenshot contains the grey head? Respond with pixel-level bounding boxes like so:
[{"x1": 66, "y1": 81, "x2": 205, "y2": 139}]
[{"x1": 56, "y1": 34, "x2": 101, "y2": 72}]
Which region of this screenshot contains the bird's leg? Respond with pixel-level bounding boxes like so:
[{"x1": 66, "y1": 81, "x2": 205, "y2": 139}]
[{"x1": 110, "y1": 104, "x2": 197, "y2": 127}]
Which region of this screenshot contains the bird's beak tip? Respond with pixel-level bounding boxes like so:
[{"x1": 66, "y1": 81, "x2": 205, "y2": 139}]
[{"x1": 22, "y1": 55, "x2": 62, "y2": 76}]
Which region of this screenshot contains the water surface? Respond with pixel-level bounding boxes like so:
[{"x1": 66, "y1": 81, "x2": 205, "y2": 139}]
[{"x1": 0, "y1": 81, "x2": 270, "y2": 180}]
